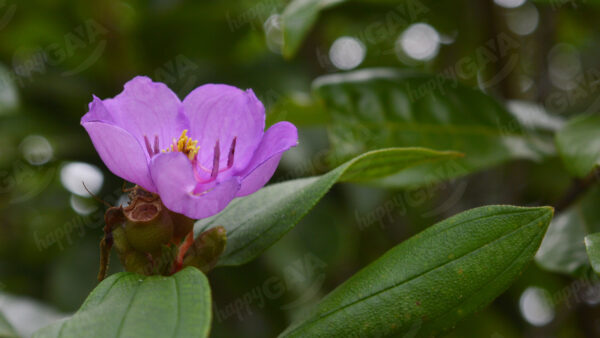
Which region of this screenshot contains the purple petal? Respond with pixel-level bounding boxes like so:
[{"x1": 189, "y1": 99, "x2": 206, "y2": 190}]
[
  {"x1": 82, "y1": 121, "x2": 156, "y2": 192},
  {"x1": 150, "y1": 152, "x2": 241, "y2": 219},
  {"x1": 84, "y1": 76, "x2": 188, "y2": 153},
  {"x1": 236, "y1": 121, "x2": 298, "y2": 197},
  {"x1": 81, "y1": 96, "x2": 116, "y2": 124},
  {"x1": 236, "y1": 154, "x2": 282, "y2": 197},
  {"x1": 183, "y1": 84, "x2": 265, "y2": 173}
]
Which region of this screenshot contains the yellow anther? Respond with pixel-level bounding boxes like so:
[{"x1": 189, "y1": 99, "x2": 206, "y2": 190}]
[{"x1": 165, "y1": 129, "x2": 200, "y2": 160}]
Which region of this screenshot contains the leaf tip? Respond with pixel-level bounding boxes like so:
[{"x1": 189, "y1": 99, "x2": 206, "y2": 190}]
[
  {"x1": 541, "y1": 205, "x2": 555, "y2": 217},
  {"x1": 533, "y1": 206, "x2": 554, "y2": 231}
]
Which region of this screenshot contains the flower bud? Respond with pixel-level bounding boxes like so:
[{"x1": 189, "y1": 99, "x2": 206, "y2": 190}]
[
  {"x1": 122, "y1": 191, "x2": 173, "y2": 254},
  {"x1": 97, "y1": 186, "x2": 223, "y2": 278},
  {"x1": 183, "y1": 226, "x2": 227, "y2": 272},
  {"x1": 111, "y1": 227, "x2": 153, "y2": 275}
]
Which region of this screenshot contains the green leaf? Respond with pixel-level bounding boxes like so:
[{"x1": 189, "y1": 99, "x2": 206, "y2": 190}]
[
  {"x1": 34, "y1": 267, "x2": 211, "y2": 338},
  {"x1": 280, "y1": 0, "x2": 425, "y2": 58},
  {"x1": 281, "y1": 0, "x2": 345, "y2": 59},
  {"x1": 0, "y1": 311, "x2": 19, "y2": 338},
  {"x1": 585, "y1": 232, "x2": 600, "y2": 275},
  {"x1": 280, "y1": 205, "x2": 554, "y2": 337},
  {"x1": 0, "y1": 63, "x2": 19, "y2": 116},
  {"x1": 266, "y1": 93, "x2": 331, "y2": 127},
  {"x1": 196, "y1": 147, "x2": 462, "y2": 267},
  {"x1": 555, "y1": 114, "x2": 600, "y2": 177},
  {"x1": 535, "y1": 208, "x2": 589, "y2": 275},
  {"x1": 536, "y1": 186, "x2": 600, "y2": 275},
  {"x1": 313, "y1": 68, "x2": 551, "y2": 187}
]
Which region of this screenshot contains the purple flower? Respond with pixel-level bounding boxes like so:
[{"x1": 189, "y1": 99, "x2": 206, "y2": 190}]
[{"x1": 81, "y1": 76, "x2": 298, "y2": 219}]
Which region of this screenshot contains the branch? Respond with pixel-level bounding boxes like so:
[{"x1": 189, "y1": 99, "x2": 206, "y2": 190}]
[{"x1": 555, "y1": 167, "x2": 600, "y2": 212}]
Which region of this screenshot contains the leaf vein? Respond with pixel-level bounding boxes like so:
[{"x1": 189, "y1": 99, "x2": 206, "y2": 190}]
[{"x1": 115, "y1": 278, "x2": 144, "y2": 338}]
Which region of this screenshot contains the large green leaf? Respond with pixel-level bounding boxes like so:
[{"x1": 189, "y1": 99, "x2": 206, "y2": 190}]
[
  {"x1": 280, "y1": 205, "x2": 553, "y2": 337},
  {"x1": 585, "y1": 232, "x2": 600, "y2": 275},
  {"x1": 196, "y1": 147, "x2": 461, "y2": 267},
  {"x1": 555, "y1": 114, "x2": 600, "y2": 177},
  {"x1": 34, "y1": 267, "x2": 211, "y2": 338},
  {"x1": 313, "y1": 68, "x2": 550, "y2": 187},
  {"x1": 536, "y1": 186, "x2": 600, "y2": 275}
]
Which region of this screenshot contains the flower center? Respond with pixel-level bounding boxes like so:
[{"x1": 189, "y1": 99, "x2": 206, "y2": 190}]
[
  {"x1": 168, "y1": 130, "x2": 200, "y2": 161},
  {"x1": 145, "y1": 130, "x2": 237, "y2": 185}
]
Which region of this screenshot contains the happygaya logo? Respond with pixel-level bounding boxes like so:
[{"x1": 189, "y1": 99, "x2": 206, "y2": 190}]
[
  {"x1": 401, "y1": 32, "x2": 521, "y2": 103},
  {"x1": 213, "y1": 253, "x2": 328, "y2": 323},
  {"x1": 0, "y1": 0, "x2": 16, "y2": 31},
  {"x1": 153, "y1": 54, "x2": 201, "y2": 97},
  {"x1": 12, "y1": 19, "x2": 108, "y2": 82}
]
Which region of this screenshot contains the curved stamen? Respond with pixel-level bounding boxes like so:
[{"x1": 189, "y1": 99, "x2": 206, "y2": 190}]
[
  {"x1": 210, "y1": 140, "x2": 220, "y2": 179},
  {"x1": 144, "y1": 135, "x2": 154, "y2": 157},
  {"x1": 194, "y1": 136, "x2": 238, "y2": 175},
  {"x1": 144, "y1": 135, "x2": 160, "y2": 157},
  {"x1": 153, "y1": 135, "x2": 159, "y2": 155},
  {"x1": 191, "y1": 159, "x2": 204, "y2": 183},
  {"x1": 227, "y1": 137, "x2": 237, "y2": 169},
  {"x1": 193, "y1": 139, "x2": 229, "y2": 185}
]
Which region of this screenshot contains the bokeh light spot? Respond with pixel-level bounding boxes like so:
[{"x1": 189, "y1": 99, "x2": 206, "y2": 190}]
[
  {"x1": 494, "y1": 0, "x2": 526, "y2": 8},
  {"x1": 519, "y1": 287, "x2": 555, "y2": 327},
  {"x1": 20, "y1": 135, "x2": 53, "y2": 165},
  {"x1": 329, "y1": 36, "x2": 366, "y2": 70},
  {"x1": 70, "y1": 194, "x2": 98, "y2": 215},
  {"x1": 548, "y1": 43, "x2": 581, "y2": 91},
  {"x1": 505, "y1": 2, "x2": 539, "y2": 36},
  {"x1": 398, "y1": 23, "x2": 440, "y2": 62},
  {"x1": 60, "y1": 162, "x2": 103, "y2": 197}
]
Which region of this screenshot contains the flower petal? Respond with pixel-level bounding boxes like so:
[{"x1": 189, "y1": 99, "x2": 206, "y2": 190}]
[
  {"x1": 151, "y1": 152, "x2": 241, "y2": 219},
  {"x1": 236, "y1": 154, "x2": 282, "y2": 197},
  {"x1": 236, "y1": 121, "x2": 298, "y2": 196},
  {"x1": 82, "y1": 121, "x2": 156, "y2": 192},
  {"x1": 183, "y1": 84, "x2": 265, "y2": 172},
  {"x1": 86, "y1": 76, "x2": 188, "y2": 152},
  {"x1": 81, "y1": 95, "x2": 116, "y2": 124}
]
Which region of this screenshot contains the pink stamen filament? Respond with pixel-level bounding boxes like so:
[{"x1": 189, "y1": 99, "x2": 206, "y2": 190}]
[
  {"x1": 227, "y1": 137, "x2": 236, "y2": 168},
  {"x1": 193, "y1": 137, "x2": 237, "y2": 184},
  {"x1": 210, "y1": 140, "x2": 220, "y2": 179},
  {"x1": 144, "y1": 135, "x2": 159, "y2": 157},
  {"x1": 153, "y1": 136, "x2": 159, "y2": 154}
]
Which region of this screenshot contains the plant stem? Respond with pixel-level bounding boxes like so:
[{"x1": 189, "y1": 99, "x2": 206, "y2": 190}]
[{"x1": 555, "y1": 168, "x2": 600, "y2": 212}]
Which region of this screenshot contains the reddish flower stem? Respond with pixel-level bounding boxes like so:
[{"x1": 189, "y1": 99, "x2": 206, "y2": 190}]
[{"x1": 173, "y1": 231, "x2": 195, "y2": 274}]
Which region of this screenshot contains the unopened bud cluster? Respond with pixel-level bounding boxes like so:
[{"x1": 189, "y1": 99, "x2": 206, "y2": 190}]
[{"x1": 97, "y1": 186, "x2": 227, "y2": 281}]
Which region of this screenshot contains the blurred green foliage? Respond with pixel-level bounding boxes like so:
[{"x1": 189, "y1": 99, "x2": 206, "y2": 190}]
[{"x1": 1, "y1": 0, "x2": 600, "y2": 337}]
